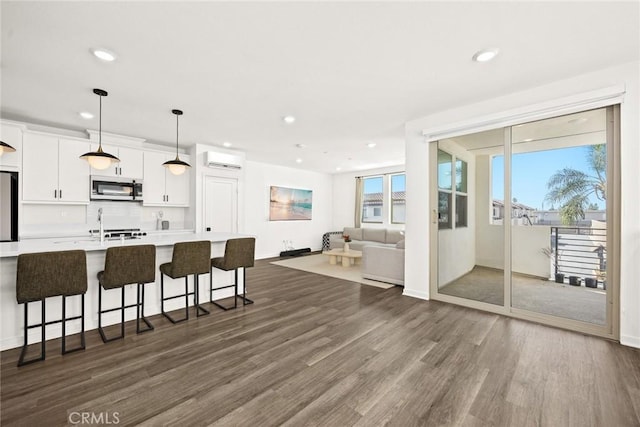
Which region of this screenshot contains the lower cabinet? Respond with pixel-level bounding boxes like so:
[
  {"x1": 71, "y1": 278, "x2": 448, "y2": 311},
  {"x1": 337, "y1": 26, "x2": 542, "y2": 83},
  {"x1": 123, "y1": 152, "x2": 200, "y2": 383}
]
[{"x1": 142, "y1": 151, "x2": 190, "y2": 206}]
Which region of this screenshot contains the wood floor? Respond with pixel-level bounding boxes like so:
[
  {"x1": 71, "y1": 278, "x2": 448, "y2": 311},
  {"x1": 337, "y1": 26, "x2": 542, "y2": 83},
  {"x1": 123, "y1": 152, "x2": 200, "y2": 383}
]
[{"x1": 2, "y1": 258, "x2": 640, "y2": 426}]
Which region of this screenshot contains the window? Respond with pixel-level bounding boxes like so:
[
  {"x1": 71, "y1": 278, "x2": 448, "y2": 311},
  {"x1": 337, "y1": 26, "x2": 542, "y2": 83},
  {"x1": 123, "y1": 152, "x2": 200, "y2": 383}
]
[
  {"x1": 438, "y1": 150, "x2": 467, "y2": 229},
  {"x1": 362, "y1": 176, "x2": 383, "y2": 223},
  {"x1": 359, "y1": 173, "x2": 406, "y2": 225},
  {"x1": 438, "y1": 150, "x2": 452, "y2": 229},
  {"x1": 455, "y1": 159, "x2": 468, "y2": 227},
  {"x1": 391, "y1": 174, "x2": 406, "y2": 224}
]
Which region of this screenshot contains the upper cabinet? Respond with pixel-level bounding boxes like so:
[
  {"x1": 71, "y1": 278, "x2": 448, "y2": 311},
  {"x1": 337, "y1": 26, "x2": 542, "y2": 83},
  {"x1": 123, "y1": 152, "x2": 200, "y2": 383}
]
[
  {"x1": 143, "y1": 151, "x2": 190, "y2": 207},
  {"x1": 89, "y1": 143, "x2": 143, "y2": 179},
  {"x1": 0, "y1": 123, "x2": 24, "y2": 169},
  {"x1": 22, "y1": 134, "x2": 90, "y2": 203}
]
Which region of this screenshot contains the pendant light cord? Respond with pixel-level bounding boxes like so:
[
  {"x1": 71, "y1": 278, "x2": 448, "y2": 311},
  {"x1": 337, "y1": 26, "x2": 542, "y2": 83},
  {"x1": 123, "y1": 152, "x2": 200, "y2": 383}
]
[
  {"x1": 98, "y1": 93, "x2": 102, "y2": 148},
  {"x1": 176, "y1": 113, "x2": 179, "y2": 154}
]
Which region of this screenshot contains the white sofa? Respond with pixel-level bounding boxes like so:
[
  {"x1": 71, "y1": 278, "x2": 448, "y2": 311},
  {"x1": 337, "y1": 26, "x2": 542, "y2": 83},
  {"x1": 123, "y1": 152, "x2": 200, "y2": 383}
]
[
  {"x1": 328, "y1": 227, "x2": 405, "y2": 286},
  {"x1": 362, "y1": 241, "x2": 405, "y2": 286},
  {"x1": 328, "y1": 227, "x2": 404, "y2": 251}
]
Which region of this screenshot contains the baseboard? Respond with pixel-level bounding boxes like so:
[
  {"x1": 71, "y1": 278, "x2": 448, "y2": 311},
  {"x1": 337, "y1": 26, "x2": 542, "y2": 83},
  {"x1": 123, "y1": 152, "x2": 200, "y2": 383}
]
[
  {"x1": 620, "y1": 334, "x2": 640, "y2": 349},
  {"x1": 402, "y1": 288, "x2": 430, "y2": 300}
]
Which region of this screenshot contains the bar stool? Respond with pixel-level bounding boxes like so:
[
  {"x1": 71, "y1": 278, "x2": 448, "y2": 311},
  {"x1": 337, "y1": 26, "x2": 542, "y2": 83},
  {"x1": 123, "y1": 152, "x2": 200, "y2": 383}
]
[
  {"x1": 97, "y1": 245, "x2": 156, "y2": 342},
  {"x1": 210, "y1": 237, "x2": 256, "y2": 310},
  {"x1": 16, "y1": 250, "x2": 87, "y2": 367},
  {"x1": 160, "y1": 241, "x2": 211, "y2": 323}
]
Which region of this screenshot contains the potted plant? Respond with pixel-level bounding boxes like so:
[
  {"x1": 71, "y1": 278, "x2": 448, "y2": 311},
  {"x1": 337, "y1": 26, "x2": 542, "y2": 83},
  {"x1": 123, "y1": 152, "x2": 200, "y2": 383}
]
[
  {"x1": 585, "y1": 277, "x2": 597, "y2": 288},
  {"x1": 596, "y1": 269, "x2": 607, "y2": 290},
  {"x1": 568, "y1": 276, "x2": 582, "y2": 286},
  {"x1": 541, "y1": 247, "x2": 564, "y2": 283},
  {"x1": 342, "y1": 234, "x2": 351, "y2": 252}
]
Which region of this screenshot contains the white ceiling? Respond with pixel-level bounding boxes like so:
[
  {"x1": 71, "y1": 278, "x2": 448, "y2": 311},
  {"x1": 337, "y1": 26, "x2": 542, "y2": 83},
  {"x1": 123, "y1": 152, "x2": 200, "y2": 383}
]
[{"x1": 1, "y1": 1, "x2": 638, "y2": 174}]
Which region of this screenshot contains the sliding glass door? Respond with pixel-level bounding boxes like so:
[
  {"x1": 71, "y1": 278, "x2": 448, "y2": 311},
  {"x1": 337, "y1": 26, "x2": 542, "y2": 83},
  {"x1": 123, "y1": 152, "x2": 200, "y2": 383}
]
[{"x1": 430, "y1": 106, "x2": 619, "y2": 338}]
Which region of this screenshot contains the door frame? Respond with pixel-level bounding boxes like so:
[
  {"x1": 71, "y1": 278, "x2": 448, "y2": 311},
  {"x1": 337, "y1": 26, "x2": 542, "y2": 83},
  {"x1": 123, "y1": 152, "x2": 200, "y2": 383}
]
[{"x1": 429, "y1": 105, "x2": 621, "y2": 340}]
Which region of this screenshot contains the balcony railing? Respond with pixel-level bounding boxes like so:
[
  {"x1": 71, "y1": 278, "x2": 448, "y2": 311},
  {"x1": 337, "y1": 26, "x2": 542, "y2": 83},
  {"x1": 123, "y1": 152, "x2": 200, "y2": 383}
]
[{"x1": 552, "y1": 226, "x2": 606, "y2": 287}]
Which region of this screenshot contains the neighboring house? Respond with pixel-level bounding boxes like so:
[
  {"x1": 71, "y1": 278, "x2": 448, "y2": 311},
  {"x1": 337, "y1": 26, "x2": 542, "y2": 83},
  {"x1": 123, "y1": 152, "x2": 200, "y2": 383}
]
[
  {"x1": 535, "y1": 209, "x2": 606, "y2": 227},
  {"x1": 492, "y1": 200, "x2": 536, "y2": 224},
  {"x1": 362, "y1": 191, "x2": 406, "y2": 223}
]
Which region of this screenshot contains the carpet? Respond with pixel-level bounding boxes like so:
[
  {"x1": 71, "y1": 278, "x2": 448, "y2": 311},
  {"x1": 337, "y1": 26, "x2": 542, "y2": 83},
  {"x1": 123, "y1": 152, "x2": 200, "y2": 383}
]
[
  {"x1": 439, "y1": 266, "x2": 606, "y2": 325},
  {"x1": 270, "y1": 254, "x2": 395, "y2": 289}
]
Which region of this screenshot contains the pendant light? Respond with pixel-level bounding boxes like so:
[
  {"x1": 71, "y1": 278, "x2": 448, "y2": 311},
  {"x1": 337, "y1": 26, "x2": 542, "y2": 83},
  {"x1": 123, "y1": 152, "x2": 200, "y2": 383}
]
[
  {"x1": 80, "y1": 88, "x2": 120, "y2": 170},
  {"x1": 163, "y1": 109, "x2": 191, "y2": 176},
  {"x1": 0, "y1": 141, "x2": 16, "y2": 157}
]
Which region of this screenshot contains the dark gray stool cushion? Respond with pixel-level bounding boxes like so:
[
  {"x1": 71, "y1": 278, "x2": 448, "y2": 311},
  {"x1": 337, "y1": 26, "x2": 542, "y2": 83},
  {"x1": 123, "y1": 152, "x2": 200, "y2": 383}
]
[
  {"x1": 160, "y1": 240, "x2": 211, "y2": 279},
  {"x1": 17, "y1": 250, "x2": 87, "y2": 303},
  {"x1": 98, "y1": 245, "x2": 156, "y2": 289},
  {"x1": 211, "y1": 238, "x2": 255, "y2": 271}
]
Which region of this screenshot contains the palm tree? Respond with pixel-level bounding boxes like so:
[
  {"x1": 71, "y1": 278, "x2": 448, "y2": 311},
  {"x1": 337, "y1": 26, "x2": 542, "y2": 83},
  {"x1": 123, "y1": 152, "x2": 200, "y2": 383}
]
[{"x1": 545, "y1": 144, "x2": 606, "y2": 225}]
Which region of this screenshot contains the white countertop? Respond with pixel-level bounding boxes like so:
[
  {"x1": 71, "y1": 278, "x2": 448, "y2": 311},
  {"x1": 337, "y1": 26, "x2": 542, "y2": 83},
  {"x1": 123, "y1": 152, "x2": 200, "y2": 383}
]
[{"x1": 0, "y1": 232, "x2": 249, "y2": 258}]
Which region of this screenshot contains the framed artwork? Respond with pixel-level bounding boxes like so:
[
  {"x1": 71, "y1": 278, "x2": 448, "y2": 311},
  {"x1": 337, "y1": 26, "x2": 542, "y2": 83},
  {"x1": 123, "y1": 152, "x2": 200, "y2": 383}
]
[{"x1": 269, "y1": 186, "x2": 312, "y2": 221}]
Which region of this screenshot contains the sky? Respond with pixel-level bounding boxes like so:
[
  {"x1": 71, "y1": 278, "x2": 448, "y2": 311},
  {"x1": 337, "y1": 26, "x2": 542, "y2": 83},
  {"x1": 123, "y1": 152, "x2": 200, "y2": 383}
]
[
  {"x1": 492, "y1": 145, "x2": 605, "y2": 210},
  {"x1": 363, "y1": 174, "x2": 405, "y2": 194}
]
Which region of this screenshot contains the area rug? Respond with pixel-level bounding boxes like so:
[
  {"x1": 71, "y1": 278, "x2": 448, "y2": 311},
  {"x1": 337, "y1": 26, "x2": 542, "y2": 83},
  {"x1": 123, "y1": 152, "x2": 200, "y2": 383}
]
[{"x1": 270, "y1": 254, "x2": 395, "y2": 289}]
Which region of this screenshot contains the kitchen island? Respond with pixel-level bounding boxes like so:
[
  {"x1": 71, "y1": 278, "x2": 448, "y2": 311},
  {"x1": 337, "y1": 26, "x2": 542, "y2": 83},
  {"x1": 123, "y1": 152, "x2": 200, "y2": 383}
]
[{"x1": 0, "y1": 232, "x2": 251, "y2": 351}]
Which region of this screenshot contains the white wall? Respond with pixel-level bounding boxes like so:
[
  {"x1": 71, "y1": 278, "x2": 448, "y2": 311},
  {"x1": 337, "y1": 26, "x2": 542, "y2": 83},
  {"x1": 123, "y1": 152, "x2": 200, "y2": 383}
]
[
  {"x1": 331, "y1": 165, "x2": 405, "y2": 231},
  {"x1": 244, "y1": 160, "x2": 333, "y2": 259},
  {"x1": 405, "y1": 61, "x2": 640, "y2": 348}
]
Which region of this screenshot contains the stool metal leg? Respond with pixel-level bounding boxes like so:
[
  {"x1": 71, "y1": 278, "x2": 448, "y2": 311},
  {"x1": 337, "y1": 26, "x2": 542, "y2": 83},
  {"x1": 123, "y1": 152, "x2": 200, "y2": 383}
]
[
  {"x1": 195, "y1": 274, "x2": 210, "y2": 317},
  {"x1": 136, "y1": 283, "x2": 154, "y2": 334},
  {"x1": 99, "y1": 286, "x2": 125, "y2": 343},
  {"x1": 210, "y1": 269, "x2": 239, "y2": 311},
  {"x1": 238, "y1": 267, "x2": 254, "y2": 305},
  {"x1": 161, "y1": 273, "x2": 190, "y2": 324},
  {"x1": 62, "y1": 294, "x2": 86, "y2": 355},
  {"x1": 18, "y1": 300, "x2": 46, "y2": 367}
]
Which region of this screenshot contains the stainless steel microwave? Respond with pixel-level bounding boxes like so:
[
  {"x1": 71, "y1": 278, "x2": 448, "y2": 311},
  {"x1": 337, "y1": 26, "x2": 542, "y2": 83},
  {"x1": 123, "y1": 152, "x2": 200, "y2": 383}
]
[{"x1": 90, "y1": 176, "x2": 143, "y2": 201}]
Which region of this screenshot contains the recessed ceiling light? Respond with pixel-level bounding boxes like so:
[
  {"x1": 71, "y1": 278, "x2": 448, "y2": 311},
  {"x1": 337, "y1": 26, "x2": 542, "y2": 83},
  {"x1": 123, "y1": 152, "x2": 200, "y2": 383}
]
[
  {"x1": 367, "y1": 142, "x2": 376, "y2": 148},
  {"x1": 79, "y1": 111, "x2": 94, "y2": 120},
  {"x1": 295, "y1": 158, "x2": 302, "y2": 163},
  {"x1": 91, "y1": 48, "x2": 117, "y2": 62},
  {"x1": 336, "y1": 167, "x2": 342, "y2": 171},
  {"x1": 295, "y1": 143, "x2": 306, "y2": 148},
  {"x1": 222, "y1": 141, "x2": 232, "y2": 147},
  {"x1": 472, "y1": 48, "x2": 499, "y2": 62},
  {"x1": 283, "y1": 115, "x2": 296, "y2": 124},
  {"x1": 523, "y1": 138, "x2": 533, "y2": 142}
]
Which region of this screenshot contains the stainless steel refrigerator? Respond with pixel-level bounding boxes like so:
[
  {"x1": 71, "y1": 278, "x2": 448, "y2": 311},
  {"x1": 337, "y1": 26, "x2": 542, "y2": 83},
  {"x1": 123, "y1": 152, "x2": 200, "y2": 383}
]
[{"x1": 0, "y1": 171, "x2": 18, "y2": 241}]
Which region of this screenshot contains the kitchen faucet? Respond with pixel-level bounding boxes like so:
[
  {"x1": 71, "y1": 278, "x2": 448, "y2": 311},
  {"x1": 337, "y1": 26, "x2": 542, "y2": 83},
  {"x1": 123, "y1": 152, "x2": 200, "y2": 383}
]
[{"x1": 98, "y1": 208, "x2": 105, "y2": 244}]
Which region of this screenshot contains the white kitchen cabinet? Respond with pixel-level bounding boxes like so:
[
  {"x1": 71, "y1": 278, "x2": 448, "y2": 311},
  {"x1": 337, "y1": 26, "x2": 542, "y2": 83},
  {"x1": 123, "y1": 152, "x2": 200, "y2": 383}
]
[
  {"x1": 0, "y1": 123, "x2": 23, "y2": 169},
  {"x1": 22, "y1": 134, "x2": 90, "y2": 203},
  {"x1": 89, "y1": 143, "x2": 143, "y2": 179},
  {"x1": 142, "y1": 151, "x2": 190, "y2": 207}
]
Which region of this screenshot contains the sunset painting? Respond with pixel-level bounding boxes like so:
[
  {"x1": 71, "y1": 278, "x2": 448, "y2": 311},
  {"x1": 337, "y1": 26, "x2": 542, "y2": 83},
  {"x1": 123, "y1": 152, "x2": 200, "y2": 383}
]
[{"x1": 269, "y1": 186, "x2": 312, "y2": 221}]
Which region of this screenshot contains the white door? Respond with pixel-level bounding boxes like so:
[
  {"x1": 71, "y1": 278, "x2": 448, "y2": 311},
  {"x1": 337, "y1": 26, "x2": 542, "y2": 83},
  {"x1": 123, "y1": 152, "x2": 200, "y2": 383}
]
[{"x1": 204, "y1": 176, "x2": 237, "y2": 233}]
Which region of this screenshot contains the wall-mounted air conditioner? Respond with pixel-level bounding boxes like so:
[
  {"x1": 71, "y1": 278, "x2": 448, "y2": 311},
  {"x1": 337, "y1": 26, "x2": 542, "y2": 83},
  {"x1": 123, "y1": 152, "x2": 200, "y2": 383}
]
[{"x1": 205, "y1": 151, "x2": 243, "y2": 170}]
